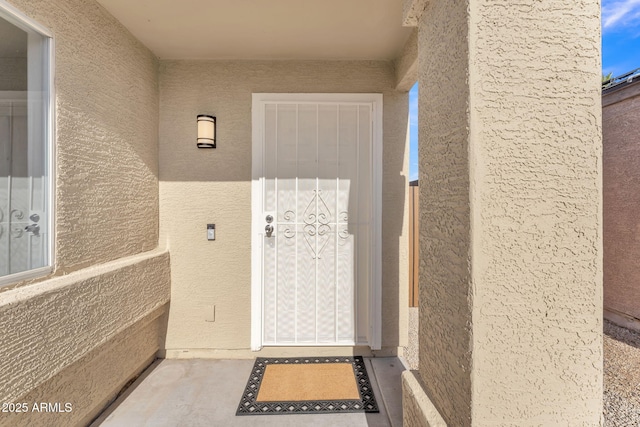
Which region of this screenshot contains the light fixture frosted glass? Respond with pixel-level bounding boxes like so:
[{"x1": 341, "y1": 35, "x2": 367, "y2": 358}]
[{"x1": 197, "y1": 115, "x2": 216, "y2": 148}]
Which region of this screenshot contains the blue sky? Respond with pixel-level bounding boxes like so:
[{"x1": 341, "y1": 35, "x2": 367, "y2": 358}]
[
  {"x1": 408, "y1": 2, "x2": 640, "y2": 181},
  {"x1": 408, "y1": 83, "x2": 418, "y2": 181},
  {"x1": 603, "y1": 0, "x2": 640, "y2": 75}
]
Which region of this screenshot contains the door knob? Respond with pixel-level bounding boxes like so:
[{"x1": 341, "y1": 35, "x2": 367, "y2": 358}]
[{"x1": 265, "y1": 224, "x2": 274, "y2": 238}]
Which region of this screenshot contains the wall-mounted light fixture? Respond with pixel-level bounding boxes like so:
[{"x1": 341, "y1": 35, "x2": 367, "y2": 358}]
[{"x1": 197, "y1": 115, "x2": 216, "y2": 148}]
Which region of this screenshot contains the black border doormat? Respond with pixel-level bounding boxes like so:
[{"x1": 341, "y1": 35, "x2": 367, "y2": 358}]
[{"x1": 236, "y1": 356, "x2": 379, "y2": 415}]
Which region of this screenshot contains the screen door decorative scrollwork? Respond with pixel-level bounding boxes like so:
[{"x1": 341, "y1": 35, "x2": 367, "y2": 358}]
[{"x1": 252, "y1": 94, "x2": 382, "y2": 350}]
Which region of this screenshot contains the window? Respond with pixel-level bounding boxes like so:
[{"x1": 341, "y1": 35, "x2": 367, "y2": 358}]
[{"x1": 0, "y1": 2, "x2": 54, "y2": 286}]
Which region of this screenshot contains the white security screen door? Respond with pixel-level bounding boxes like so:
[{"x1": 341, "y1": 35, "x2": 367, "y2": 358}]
[{"x1": 251, "y1": 94, "x2": 382, "y2": 350}]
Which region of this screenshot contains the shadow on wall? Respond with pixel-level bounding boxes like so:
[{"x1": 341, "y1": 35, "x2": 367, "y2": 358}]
[
  {"x1": 157, "y1": 60, "x2": 408, "y2": 353},
  {"x1": 603, "y1": 77, "x2": 640, "y2": 323}
]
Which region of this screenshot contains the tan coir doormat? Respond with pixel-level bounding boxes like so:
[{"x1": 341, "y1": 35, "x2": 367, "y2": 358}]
[{"x1": 236, "y1": 356, "x2": 379, "y2": 415}]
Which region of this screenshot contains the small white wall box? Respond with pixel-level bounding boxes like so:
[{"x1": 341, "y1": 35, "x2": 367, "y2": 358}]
[{"x1": 207, "y1": 224, "x2": 215, "y2": 240}]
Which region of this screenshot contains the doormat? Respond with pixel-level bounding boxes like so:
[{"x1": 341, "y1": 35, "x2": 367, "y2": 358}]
[{"x1": 236, "y1": 356, "x2": 379, "y2": 415}]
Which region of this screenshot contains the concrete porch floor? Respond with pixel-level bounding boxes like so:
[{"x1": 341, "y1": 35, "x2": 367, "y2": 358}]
[{"x1": 91, "y1": 357, "x2": 406, "y2": 427}]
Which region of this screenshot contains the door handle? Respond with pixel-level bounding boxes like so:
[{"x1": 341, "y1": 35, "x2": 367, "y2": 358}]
[
  {"x1": 25, "y1": 224, "x2": 40, "y2": 236},
  {"x1": 265, "y1": 224, "x2": 274, "y2": 238}
]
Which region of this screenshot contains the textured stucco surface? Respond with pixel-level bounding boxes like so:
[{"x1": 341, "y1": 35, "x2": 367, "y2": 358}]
[
  {"x1": 417, "y1": 0, "x2": 472, "y2": 424},
  {"x1": 394, "y1": 28, "x2": 417, "y2": 91},
  {"x1": 0, "y1": 0, "x2": 170, "y2": 424},
  {"x1": 603, "y1": 81, "x2": 640, "y2": 321},
  {"x1": 410, "y1": 0, "x2": 602, "y2": 425},
  {"x1": 469, "y1": 0, "x2": 602, "y2": 423},
  {"x1": 159, "y1": 60, "x2": 408, "y2": 356},
  {"x1": 0, "y1": 305, "x2": 166, "y2": 427},
  {"x1": 402, "y1": 0, "x2": 428, "y2": 27},
  {"x1": 0, "y1": 250, "x2": 170, "y2": 406},
  {"x1": 402, "y1": 371, "x2": 446, "y2": 427},
  {"x1": 4, "y1": 0, "x2": 159, "y2": 279}
]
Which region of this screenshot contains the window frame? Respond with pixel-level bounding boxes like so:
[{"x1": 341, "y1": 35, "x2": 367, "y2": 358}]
[{"x1": 0, "y1": 0, "x2": 55, "y2": 287}]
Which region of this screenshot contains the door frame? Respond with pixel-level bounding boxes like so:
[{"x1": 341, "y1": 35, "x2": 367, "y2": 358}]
[{"x1": 251, "y1": 93, "x2": 382, "y2": 351}]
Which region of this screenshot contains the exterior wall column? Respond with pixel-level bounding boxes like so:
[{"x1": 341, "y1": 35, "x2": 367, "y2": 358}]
[{"x1": 402, "y1": 0, "x2": 603, "y2": 425}]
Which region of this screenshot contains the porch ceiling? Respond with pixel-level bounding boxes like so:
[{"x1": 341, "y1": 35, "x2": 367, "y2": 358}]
[{"x1": 96, "y1": 0, "x2": 411, "y2": 60}]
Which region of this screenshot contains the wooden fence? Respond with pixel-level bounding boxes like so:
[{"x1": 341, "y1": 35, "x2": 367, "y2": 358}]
[{"x1": 409, "y1": 181, "x2": 419, "y2": 307}]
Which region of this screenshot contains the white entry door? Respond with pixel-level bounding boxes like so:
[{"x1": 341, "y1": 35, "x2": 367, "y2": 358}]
[{"x1": 251, "y1": 94, "x2": 382, "y2": 350}]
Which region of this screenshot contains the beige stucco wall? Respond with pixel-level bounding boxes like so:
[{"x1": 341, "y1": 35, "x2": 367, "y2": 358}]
[
  {"x1": 159, "y1": 60, "x2": 408, "y2": 357},
  {"x1": 394, "y1": 28, "x2": 417, "y2": 91},
  {"x1": 417, "y1": 0, "x2": 472, "y2": 422},
  {"x1": 4, "y1": 0, "x2": 159, "y2": 279},
  {"x1": 0, "y1": 0, "x2": 169, "y2": 424},
  {"x1": 0, "y1": 252, "x2": 170, "y2": 427},
  {"x1": 402, "y1": 371, "x2": 446, "y2": 427},
  {"x1": 603, "y1": 81, "x2": 640, "y2": 322},
  {"x1": 405, "y1": 0, "x2": 602, "y2": 425},
  {"x1": 3, "y1": 307, "x2": 165, "y2": 427},
  {"x1": 469, "y1": 0, "x2": 602, "y2": 422}
]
